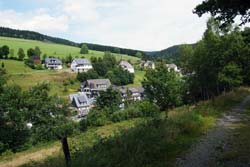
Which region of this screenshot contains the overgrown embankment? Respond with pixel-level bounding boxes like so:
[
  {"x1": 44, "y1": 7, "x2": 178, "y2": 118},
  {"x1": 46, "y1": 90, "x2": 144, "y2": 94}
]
[
  {"x1": 10, "y1": 87, "x2": 249, "y2": 167},
  {"x1": 176, "y1": 95, "x2": 250, "y2": 167}
]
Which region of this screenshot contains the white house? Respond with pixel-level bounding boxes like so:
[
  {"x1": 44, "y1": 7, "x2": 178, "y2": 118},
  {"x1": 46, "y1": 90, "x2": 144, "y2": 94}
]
[
  {"x1": 166, "y1": 63, "x2": 180, "y2": 73},
  {"x1": 119, "y1": 60, "x2": 135, "y2": 73},
  {"x1": 141, "y1": 60, "x2": 155, "y2": 69},
  {"x1": 69, "y1": 92, "x2": 93, "y2": 117},
  {"x1": 71, "y1": 58, "x2": 93, "y2": 73},
  {"x1": 119, "y1": 86, "x2": 145, "y2": 102},
  {"x1": 44, "y1": 58, "x2": 63, "y2": 70}
]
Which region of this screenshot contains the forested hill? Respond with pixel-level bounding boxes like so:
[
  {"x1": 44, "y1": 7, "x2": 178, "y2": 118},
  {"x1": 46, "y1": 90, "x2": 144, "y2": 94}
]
[
  {"x1": 0, "y1": 27, "x2": 145, "y2": 57},
  {"x1": 146, "y1": 44, "x2": 196, "y2": 61},
  {"x1": 0, "y1": 27, "x2": 78, "y2": 47},
  {"x1": 0, "y1": 27, "x2": 195, "y2": 59}
]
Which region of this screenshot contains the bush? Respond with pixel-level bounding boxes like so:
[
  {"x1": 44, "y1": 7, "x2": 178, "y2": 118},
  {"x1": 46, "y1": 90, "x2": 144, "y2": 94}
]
[
  {"x1": 167, "y1": 111, "x2": 204, "y2": 135},
  {"x1": 111, "y1": 111, "x2": 128, "y2": 122},
  {"x1": 86, "y1": 101, "x2": 160, "y2": 128},
  {"x1": 138, "y1": 101, "x2": 160, "y2": 117},
  {"x1": 79, "y1": 119, "x2": 88, "y2": 131},
  {"x1": 87, "y1": 110, "x2": 109, "y2": 126},
  {"x1": 24, "y1": 59, "x2": 35, "y2": 69},
  {"x1": 35, "y1": 64, "x2": 44, "y2": 70},
  {"x1": 110, "y1": 101, "x2": 159, "y2": 123},
  {"x1": 126, "y1": 106, "x2": 143, "y2": 118}
]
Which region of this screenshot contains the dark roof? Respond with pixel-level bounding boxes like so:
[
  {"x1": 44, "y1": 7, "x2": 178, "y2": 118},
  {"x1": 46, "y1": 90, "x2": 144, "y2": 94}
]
[{"x1": 44, "y1": 58, "x2": 62, "y2": 65}]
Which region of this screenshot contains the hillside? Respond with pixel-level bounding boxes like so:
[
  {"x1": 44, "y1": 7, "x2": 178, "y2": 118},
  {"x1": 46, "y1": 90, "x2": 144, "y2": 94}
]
[
  {"x1": 146, "y1": 44, "x2": 196, "y2": 61},
  {"x1": 0, "y1": 27, "x2": 144, "y2": 57},
  {"x1": 0, "y1": 88, "x2": 249, "y2": 167},
  {"x1": 0, "y1": 27, "x2": 197, "y2": 61},
  {"x1": 0, "y1": 37, "x2": 140, "y2": 63}
]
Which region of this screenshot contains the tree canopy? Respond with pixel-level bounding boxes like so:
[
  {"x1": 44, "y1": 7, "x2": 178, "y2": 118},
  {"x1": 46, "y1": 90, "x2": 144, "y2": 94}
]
[
  {"x1": 142, "y1": 63, "x2": 183, "y2": 110},
  {"x1": 96, "y1": 87, "x2": 122, "y2": 109},
  {"x1": 194, "y1": 0, "x2": 250, "y2": 27},
  {"x1": 80, "y1": 44, "x2": 89, "y2": 54}
]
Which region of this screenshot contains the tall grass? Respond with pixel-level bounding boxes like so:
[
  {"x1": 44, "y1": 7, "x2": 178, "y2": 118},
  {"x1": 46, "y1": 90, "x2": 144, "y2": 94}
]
[{"x1": 13, "y1": 87, "x2": 250, "y2": 167}]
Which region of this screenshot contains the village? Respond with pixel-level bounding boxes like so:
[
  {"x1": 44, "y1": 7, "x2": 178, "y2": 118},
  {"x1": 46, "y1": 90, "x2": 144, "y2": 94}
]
[
  {"x1": 0, "y1": 1, "x2": 249, "y2": 167},
  {"x1": 37, "y1": 56, "x2": 181, "y2": 118}
]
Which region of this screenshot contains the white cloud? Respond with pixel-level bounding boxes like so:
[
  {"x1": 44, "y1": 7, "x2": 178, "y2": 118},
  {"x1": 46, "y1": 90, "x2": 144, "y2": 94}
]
[
  {"x1": 0, "y1": 9, "x2": 69, "y2": 34},
  {"x1": 0, "y1": 0, "x2": 210, "y2": 50},
  {"x1": 68, "y1": 0, "x2": 209, "y2": 50},
  {"x1": 61, "y1": 0, "x2": 100, "y2": 22}
]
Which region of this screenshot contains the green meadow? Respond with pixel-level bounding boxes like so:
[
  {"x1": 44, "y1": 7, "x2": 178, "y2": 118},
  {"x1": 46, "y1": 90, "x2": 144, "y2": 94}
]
[
  {"x1": 0, "y1": 59, "x2": 145, "y2": 98},
  {"x1": 0, "y1": 59, "x2": 79, "y2": 97},
  {"x1": 0, "y1": 37, "x2": 140, "y2": 63},
  {"x1": 0, "y1": 37, "x2": 143, "y2": 97},
  {"x1": 128, "y1": 70, "x2": 145, "y2": 87}
]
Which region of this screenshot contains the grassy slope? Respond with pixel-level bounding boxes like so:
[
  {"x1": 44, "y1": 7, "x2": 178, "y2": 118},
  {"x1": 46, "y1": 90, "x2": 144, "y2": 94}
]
[
  {"x1": 1, "y1": 88, "x2": 249, "y2": 167},
  {"x1": 0, "y1": 59, "x2": 79, "y2": 97},
  {"x1": 128, "y1": 70, "x2": 145, "y2": 87},
  {"x1": 0, "y1": 119, "x2": 143, "y2": 167},
  {"x1": 0, "y1": 37, "x2": 139, "y2": 63},
  {"x1": 0, "y1": 37, "x2": 143, "y2": 94},
  {"x1": 0, "y1": 59, "x2": 145, "y2": 97}
]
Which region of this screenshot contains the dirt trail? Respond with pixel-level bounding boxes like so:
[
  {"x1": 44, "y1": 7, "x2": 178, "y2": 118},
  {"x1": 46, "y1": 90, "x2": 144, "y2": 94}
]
[
  {"x1": 0, "y1": 144, "x2": 60, "y2": 167},
  {"x1": 176, "y1": 96, "x2": 250, "y2": 167}
]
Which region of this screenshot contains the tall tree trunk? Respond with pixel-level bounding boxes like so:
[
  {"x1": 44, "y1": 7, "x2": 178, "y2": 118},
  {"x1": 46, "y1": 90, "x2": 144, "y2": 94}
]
[{"x1": 61, "y1": 137, "x2": 71, "y2": 166}]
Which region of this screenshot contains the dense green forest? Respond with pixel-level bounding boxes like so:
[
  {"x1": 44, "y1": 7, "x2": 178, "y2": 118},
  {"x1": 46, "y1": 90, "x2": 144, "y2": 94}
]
[{"x1": 145, "y1": 44, "x2": 195, "y2": 62}]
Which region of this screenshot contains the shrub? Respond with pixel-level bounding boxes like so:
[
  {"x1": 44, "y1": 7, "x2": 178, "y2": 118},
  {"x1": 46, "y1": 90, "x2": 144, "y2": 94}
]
[
  {"x1": 35, "y1": 64, "x2": 44, "y2": 70},
  {"x1": 167, "y1": 111, "x2": 204, "y2": 135},
  {"x1": 110, "y1": 111, "x2": 128, "y2": 122},
  {"x1": 79, "y1": 119, "x2": 88, "y2": 131},
  {"x1": 138, "y1": 101, "x2": 160, "y2": 117},
  {"x1": 126, "y1": 106, "x2": 143, "y2": 118},
  {"x1": 24, "y1": 59, "x2": 35, "y2": 69},
  {"x1": 87, "y1": 110, "x2": 109, "y2": 126}
]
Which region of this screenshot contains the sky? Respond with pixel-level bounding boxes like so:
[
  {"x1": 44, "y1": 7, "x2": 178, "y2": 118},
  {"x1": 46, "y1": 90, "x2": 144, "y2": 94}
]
[{"x1": 0, "y1": 0, "x2": 210, "y2": 51}]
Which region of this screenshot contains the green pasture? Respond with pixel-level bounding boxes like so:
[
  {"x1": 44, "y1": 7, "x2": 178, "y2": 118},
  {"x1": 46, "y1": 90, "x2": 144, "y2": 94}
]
[{"x1": 0, "y1": 37, "x2": 139, "y2": 63}]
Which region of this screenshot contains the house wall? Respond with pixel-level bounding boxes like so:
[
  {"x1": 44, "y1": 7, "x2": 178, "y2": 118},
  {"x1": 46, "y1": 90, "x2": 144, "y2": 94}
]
[
  {"x1": 78, "y1": 106, "x2": 90, "y2": 117},
  {"x1": 46, "y1": 64, "x2": 62, "y2": 70},
  {"x1": 71, "y1": 61, "x2": 93, "y2": 72},
  {"x1": 121, "y1": 65, "x2": 134, "y2": 73}
]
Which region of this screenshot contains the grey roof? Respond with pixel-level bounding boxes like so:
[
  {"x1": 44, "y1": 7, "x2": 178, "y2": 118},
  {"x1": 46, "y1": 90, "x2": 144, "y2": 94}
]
[
  {"x1": 73, "y1": 58, "x2": 91, "y2": 65},
  {"x1": 69, "y1": 92, "x2": 91, "y2": 108},
  {"x1": 44, "y1": 58, "x2": 62, "y2": 65},
  {"x1": 118, "y1": 86, "x2": 144, "y2": 94},
  {"x1": 85, "y1": 79, "x2": 111, "y2": 89},
  {"x1": 119, "y1": 60, "x2": 133, "y2": 69}
]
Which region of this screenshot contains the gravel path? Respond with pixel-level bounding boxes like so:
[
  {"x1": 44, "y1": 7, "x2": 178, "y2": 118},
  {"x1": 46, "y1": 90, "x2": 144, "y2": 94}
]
[{"x1": 176, "y1": 96, "x2": 250, "y2": 167}]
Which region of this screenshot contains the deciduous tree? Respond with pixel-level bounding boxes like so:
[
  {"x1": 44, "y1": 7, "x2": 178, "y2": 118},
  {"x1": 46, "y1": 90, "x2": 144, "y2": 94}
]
[
  {"x1": 96, "y1": 87, "x2": 122, "y2": 109},
  {"x1": 80, "y1": 44, "x2": 89, "y2": 54},
  {"x1": 18, "y1": 48, "x2": 25, "y2": 61},
  {"x1": 194, "y1": 0, "x2": 250, "y2": 27},
  {"x1": 142, "y1": 63, "x2": 183, "y2": 110}
]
